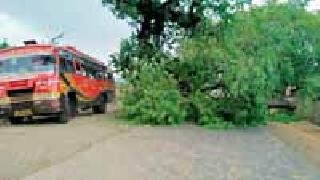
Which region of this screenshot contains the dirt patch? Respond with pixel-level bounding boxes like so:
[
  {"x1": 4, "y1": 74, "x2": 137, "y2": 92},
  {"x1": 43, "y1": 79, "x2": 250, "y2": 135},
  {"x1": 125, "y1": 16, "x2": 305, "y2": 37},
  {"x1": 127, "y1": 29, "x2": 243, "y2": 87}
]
[{"x1": 269, "y1": 121, "x2": 320, "y2": 167}]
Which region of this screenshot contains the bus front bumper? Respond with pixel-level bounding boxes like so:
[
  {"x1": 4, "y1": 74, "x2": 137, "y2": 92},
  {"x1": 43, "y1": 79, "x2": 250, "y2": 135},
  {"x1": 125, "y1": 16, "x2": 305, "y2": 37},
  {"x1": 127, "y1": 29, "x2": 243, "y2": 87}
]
[{"x1": 0, "y1": 100, "x2": 62, "y2": 118}]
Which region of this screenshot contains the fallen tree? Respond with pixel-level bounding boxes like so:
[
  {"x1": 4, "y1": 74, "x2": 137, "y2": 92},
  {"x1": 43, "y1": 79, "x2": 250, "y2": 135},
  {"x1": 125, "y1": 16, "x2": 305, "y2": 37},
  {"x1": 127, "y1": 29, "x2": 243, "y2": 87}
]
[{"x1": 108, "y1": 2, "x2": 320, "y2": 127}]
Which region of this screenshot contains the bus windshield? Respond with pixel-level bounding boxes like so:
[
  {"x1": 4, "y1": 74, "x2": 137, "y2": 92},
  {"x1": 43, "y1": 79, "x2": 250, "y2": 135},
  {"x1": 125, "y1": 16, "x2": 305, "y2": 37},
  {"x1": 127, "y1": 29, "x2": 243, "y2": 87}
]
[{"x1": 0, "y1": 55, "x2": 56, "y2": 76}]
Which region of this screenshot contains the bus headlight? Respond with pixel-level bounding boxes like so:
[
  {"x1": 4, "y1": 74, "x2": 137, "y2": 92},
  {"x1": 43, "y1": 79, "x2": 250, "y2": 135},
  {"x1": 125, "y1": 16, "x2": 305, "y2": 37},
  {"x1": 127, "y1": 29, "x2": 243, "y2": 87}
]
[{"x1": 0, "y1": 97, "x2": 10, "y2": 105}]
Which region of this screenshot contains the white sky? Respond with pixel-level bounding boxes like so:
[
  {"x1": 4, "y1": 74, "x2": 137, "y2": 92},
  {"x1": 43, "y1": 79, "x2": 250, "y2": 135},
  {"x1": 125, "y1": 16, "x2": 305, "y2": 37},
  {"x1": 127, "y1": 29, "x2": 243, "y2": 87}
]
[
  {"x1": 307, "y1": 0, "x2": 320, "y2": 11},
  {"x1": 0, "y1": 0, "x2": 131, "y2": 63},
  {"x1": 252, "y1": 0, "x2": 320, "y2": 10},
  {"x1": 0, "y1": 0, "x2": 319, "y2": 63}
]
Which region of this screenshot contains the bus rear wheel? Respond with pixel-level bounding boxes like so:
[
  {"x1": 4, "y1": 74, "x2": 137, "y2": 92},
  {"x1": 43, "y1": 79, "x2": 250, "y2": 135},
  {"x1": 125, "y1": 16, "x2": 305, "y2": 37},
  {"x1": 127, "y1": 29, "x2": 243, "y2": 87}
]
[{"x1": 93, "y1": 103, "x2": 106, "y2": 114}]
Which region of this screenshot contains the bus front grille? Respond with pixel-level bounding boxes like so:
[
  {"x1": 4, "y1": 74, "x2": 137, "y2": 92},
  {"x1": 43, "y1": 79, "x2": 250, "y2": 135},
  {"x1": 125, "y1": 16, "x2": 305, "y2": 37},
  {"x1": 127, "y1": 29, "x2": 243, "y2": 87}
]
[{"x1": 8, "y1": 89, "x2": 33, "y2": 103}]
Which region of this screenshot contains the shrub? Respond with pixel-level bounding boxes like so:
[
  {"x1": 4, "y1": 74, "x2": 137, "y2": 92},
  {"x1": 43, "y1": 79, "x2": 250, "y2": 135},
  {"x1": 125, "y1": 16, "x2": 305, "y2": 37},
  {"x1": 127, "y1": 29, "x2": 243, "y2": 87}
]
[
  {"x1": 269, "y1": 112, "x2": 300, "y2": 124},
  {"x1": 120, "y1": 64, "x2": 186, "y2": 125},
  {"x1": 192, "y1": 91, "x2": 234, "y2": 128},
  {"x1": 296, "y1": 75, "x2": 320, "y2": 118}
]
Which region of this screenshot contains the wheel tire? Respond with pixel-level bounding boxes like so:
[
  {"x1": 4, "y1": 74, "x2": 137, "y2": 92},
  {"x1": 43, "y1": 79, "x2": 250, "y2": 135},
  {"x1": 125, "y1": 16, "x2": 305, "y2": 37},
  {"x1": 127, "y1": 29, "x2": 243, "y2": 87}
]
[
  {"x1": 58, "y1": 97, "x2": 71, "y2": 124},
  {"x1": 93, "y1": 102, "x2": 106, "y2": 114},
  {"x1": 69, "y1": 99, "x2": 77, "y2": 117}
]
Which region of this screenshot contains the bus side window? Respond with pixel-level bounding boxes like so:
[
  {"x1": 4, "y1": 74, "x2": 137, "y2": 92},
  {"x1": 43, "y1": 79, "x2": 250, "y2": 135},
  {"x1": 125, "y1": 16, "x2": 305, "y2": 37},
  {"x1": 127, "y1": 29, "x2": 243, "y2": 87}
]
[
  {"x1": 59, "y1": 51, "x2": 74, "y2": 73},
  {"x1": 87, "y1": 67, "x2": 97, "y2": 79},
  {"x1": 93, "y1": 65, "x2": 102, "y2": 79},
  {"x1": 75, "y1": 61, "x2": 81, "y2": 75},
  {"x1": 59, "y1": 57, "x2": 66, "y2": 73},
  {"x1": 65, "y1": 60, "x2": 74, "y2": 73},
  {"x1": 107, "y1": 72, "x2": 113, "y2": 80},
  {"x1": 81, "y1": 64, "x2": 87, "y2": 77},
  {"x1": 97, "y1": 71, "x2": 104, "y2": 79}
]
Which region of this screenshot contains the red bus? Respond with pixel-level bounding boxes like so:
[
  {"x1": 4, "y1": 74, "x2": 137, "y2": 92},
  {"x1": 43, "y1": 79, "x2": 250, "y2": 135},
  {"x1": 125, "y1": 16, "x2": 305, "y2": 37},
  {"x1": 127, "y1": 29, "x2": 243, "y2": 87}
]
[{"x1": 0, "y1": 42, "x2": 115, "y2": 123}]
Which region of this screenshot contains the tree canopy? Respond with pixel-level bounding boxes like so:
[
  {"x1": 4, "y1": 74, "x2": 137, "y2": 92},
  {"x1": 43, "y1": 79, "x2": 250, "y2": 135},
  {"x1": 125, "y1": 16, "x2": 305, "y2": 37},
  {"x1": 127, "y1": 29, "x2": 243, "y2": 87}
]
[{"x1": 103, "y1": 0, "x2": 250, "y2": 44}]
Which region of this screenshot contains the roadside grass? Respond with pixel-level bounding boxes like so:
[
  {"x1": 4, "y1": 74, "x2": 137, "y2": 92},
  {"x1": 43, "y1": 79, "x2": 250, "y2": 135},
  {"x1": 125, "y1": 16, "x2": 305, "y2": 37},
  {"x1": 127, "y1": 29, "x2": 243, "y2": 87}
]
[{"x1": 268, "y1": 112, "x2": 301, "y2": 124}]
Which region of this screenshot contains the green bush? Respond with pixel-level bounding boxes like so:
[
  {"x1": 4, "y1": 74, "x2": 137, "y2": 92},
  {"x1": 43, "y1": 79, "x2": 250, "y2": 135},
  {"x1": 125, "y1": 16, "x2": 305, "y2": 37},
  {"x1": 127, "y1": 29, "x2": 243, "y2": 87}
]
[
  {"x1": 192, "y1": 91, "x2": 234, "y2": 128},
  {"x1": 269, "y1": 112, "x2": 300, "y2": 124},
  {"x1": 296, "y1": 75, "x2": 320, "y2": 118},
  {"x1": 175, "y1": 4, "x2": 320, "y2": 126},
  {"x1": 120, "y1": 64, "x2": 186, "y2": 125}
]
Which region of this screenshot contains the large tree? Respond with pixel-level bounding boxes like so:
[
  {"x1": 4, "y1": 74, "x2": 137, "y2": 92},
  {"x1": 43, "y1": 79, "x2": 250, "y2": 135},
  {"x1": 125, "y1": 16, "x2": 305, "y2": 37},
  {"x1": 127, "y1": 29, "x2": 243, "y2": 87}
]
[{"x1": 103, "y1": 0, "x2": 250, "y2": 77}]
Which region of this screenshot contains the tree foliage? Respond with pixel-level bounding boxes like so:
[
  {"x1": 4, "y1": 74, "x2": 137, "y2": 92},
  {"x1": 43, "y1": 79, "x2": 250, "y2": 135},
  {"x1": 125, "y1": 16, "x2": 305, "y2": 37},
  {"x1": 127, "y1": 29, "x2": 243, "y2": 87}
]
[
  {"x1": 104, "y1": 0, "x2": 251, "y2": 78},
  {"x1": 176, "y1": 3, "x2": 320, "y2": 126},
  {"x1": 108, "y1": 2, "x2": 320, "y2": 126},
  {"x1": 0, "y1": 39, "x2": 9, "y2": 49},
  {"x1": 103, "y1": 0, "x2": 249, "y2": 42},
  {"x1": 120, "y1": 63, "x2": 186, "y2": 125}
]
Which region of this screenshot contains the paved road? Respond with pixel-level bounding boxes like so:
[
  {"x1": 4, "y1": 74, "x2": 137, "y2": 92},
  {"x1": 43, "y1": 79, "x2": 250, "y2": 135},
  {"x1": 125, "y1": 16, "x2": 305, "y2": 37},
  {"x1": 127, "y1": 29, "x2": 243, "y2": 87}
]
[{"x1": 0, "y1": 113, "x2": 319, "y2": 180}]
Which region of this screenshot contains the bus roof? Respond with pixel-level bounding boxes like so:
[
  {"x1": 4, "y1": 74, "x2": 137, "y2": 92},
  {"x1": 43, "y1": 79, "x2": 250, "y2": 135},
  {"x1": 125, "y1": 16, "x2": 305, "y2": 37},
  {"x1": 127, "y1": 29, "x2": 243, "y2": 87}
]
[
  {"x1": 62, "y1": 46, "x2": 104, "y2": 66},
  {"x1": 0, "y1": 44, "x2": 105, "y2": 66}
]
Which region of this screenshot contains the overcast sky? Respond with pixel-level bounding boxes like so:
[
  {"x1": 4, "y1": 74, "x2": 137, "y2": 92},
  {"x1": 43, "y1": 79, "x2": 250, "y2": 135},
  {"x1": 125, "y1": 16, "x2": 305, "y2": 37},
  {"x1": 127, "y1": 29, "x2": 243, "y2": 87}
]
[
  {"x1": 0, "y1": 0, "x2": 131, "y2": 63},
  {"x1": 0, "y1": 0, "x2": 319, "y2": 63}
]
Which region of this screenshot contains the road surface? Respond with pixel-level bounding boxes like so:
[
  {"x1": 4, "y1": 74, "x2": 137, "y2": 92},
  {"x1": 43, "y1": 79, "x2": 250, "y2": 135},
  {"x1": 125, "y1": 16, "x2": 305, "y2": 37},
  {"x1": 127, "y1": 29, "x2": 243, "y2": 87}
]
[{"x1": 0, "y1": 113, "x2": 319, "y2": 180}]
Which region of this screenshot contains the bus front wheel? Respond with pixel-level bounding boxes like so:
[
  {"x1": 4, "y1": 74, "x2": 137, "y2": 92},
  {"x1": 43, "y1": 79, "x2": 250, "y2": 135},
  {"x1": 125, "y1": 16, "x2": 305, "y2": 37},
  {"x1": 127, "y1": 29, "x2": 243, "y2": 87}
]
[{"x1": 57, "y1": 97, "x2": 71, "y2": 124}]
